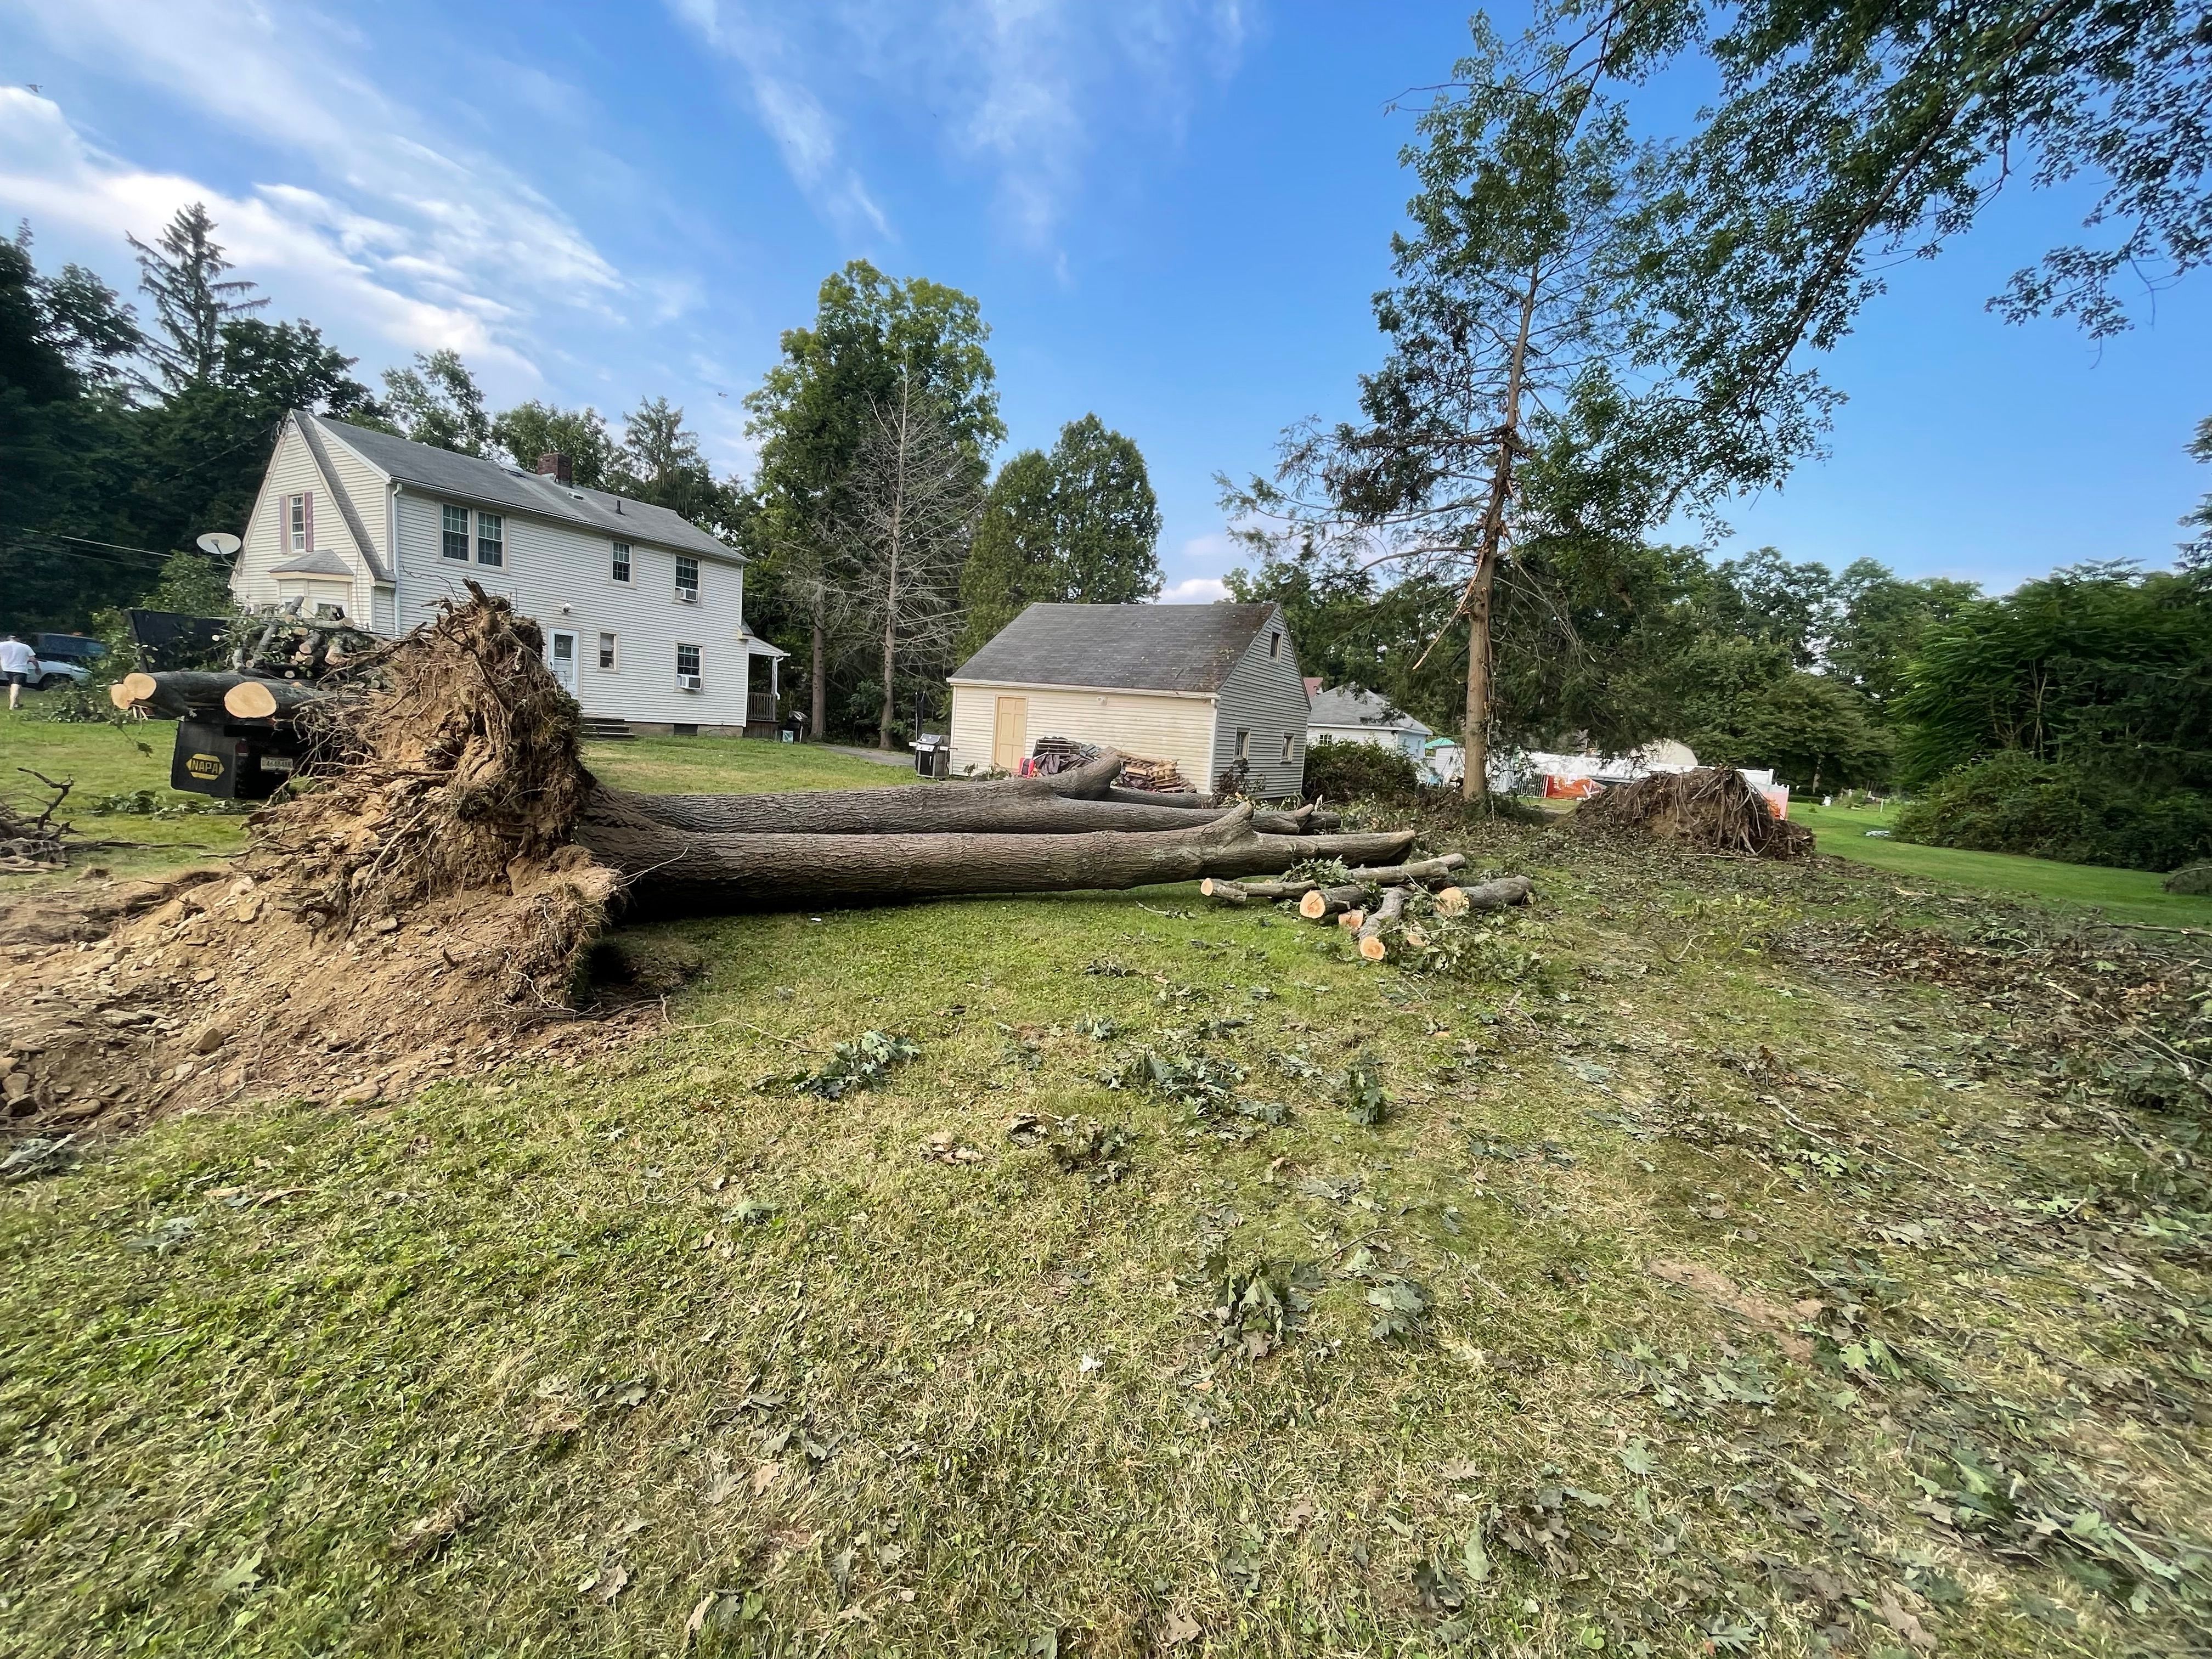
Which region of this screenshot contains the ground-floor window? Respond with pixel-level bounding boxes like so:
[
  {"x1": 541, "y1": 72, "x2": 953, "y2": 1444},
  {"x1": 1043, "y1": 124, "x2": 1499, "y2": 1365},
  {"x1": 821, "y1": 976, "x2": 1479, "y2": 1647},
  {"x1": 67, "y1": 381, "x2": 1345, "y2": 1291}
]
[
  {"x1": 676, "y1": 642, "x2": 701, "y2": 682},
  {"x1": 1280, "y1": 732, "x2": 1295, "y2": 765},
  {"x1": 598, "y1": 631, "x2": 618, "y2": 670},
  {"x1": 1236, "y1": 728, "x2": 1250, "y2": 761}
]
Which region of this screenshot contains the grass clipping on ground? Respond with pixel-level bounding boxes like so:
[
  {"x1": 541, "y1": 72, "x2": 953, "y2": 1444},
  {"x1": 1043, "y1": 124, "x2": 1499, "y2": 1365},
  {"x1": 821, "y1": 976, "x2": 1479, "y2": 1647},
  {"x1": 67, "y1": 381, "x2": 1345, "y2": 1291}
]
[
  {"x1": 1, "y1": 591, "x2": 618, "y2": 1131},
  {"x1": 1578, "y1": 766, "x2": 1815, "y2": 859}
]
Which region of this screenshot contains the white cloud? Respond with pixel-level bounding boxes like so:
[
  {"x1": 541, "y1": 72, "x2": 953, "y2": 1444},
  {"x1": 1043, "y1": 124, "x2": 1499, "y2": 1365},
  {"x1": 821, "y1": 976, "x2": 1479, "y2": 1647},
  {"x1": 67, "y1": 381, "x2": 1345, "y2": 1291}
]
[
  {"x1": 1159, "y1": 575, "x2": 1229, "y2": 603},
  {"x1": 665, "y1": 0, "x2": 893, "y2": 240},
  {"x1": 667, "y1": 0, "x2": 1249, "y2": 252},
  {"x1": 0, "y1": 91, "x2": 531, "y2": 373},
  {"x1": 1, "y1": 0, "x2": 630, "y2": 386}
]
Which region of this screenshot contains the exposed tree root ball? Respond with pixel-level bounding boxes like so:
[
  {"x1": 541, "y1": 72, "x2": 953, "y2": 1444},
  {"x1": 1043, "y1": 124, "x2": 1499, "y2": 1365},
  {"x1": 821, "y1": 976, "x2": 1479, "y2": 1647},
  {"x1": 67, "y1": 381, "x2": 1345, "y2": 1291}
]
[{"x1": 1576, "y1": 766, "x2": 1814, "y2": 859}]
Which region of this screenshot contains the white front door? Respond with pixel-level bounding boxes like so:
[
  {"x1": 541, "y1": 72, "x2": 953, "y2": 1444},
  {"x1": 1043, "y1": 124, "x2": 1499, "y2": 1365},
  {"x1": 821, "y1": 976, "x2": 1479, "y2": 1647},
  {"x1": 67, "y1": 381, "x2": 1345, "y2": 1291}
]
[{"x1": 548, "y1": 630, "x2": 577, "y2": 697}]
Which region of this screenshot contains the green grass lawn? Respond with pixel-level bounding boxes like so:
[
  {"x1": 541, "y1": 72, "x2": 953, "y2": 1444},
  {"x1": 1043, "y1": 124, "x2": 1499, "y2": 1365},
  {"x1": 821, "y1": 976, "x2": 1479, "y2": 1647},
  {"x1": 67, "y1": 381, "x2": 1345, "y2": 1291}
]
[
  {"x1": 1793, "y1": 797, "x2": 2212, "y2": 928},
  {"x1": 586, "y1": 733, "x2": 918, "y2": 796},
  {"x1": 0, "y1": 704, "x2": 253, "y2": 885},
  {"x1": 5, "y1": 724, "x2": 2208, "y2": 1655}
]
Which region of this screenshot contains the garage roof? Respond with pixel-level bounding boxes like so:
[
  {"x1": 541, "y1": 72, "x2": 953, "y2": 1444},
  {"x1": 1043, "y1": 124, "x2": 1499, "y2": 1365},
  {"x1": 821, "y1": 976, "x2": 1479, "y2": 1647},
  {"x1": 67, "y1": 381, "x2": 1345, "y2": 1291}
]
[{"x1": 951, "y1": 602, "x2": 1284, "y2": 694}]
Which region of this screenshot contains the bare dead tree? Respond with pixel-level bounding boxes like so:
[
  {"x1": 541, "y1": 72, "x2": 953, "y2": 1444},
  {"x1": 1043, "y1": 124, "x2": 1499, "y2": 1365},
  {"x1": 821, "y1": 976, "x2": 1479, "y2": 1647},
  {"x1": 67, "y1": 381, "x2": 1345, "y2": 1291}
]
[{"x1": 834, "y1": 369, "x2": 984, "y2": 750}]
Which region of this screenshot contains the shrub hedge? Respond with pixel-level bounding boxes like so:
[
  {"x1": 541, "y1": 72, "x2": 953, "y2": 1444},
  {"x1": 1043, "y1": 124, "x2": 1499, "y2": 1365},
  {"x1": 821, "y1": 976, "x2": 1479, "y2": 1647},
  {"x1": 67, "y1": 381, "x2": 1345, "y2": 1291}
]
[{"x1": 1893, "y1": 750, "x2": 2212, "y2": 872}]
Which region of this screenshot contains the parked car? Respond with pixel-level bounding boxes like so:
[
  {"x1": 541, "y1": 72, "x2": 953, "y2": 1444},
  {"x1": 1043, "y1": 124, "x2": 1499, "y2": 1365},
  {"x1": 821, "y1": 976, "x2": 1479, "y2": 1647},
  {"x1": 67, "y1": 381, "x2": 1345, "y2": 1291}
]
[{"x1": 30, "y1": 655, "x2": 92, "y2": 690}]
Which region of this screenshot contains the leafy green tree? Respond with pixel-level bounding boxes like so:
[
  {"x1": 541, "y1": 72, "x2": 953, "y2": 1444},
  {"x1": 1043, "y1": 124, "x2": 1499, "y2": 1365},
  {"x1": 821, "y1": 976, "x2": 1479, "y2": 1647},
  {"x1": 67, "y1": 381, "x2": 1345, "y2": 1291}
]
[
  {"x1": 128, "y1": 202, "x2": 265, "y2": 390},
  {"x1": 960, "y1": 449, "x2": 1057, "y2": 659},
  {"x1": 382, "y1": 348, "x2": 489, "y2": 454},
  {"x1": 1827, "y1": 558, "x2": 1980, "y2": 707},
  {"x1": 492, "y1": 400, "x2": 617, "y2": 488},
  {"x1": 139, "y1": 548, "x2": 235, "y2": 617},
  {"x1": 1592, "y1": 0, "x2": 2212, "y2": 460},
  {"x1": 746, "y1": 261, "x2": 1002, "y2": 737},
  {"x1": 0, "y1": 230, "x2": 148, "y2": 629},
  {"x1": 2183, "y1": 415, "x2": 2212, "y2": 577},
  {"x1": 133, "y1": 317, "x2": 381, "y2": 557},
  {"x1": 1227, "y1": 11, "x2": 1825, "y2": 799},
  {"x1": 957, "y1": 415, "x2": 1161, "y2": 659},
  {"x1": 1893, "y1": 564, "x2": 2212, "y2": 791}
]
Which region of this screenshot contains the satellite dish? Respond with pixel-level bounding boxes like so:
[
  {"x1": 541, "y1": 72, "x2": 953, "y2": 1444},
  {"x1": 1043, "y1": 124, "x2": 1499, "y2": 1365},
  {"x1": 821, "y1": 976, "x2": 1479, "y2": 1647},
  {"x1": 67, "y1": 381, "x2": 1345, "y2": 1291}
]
[{"x1": 196, "y1": 532, "x2": 242, "y2": 558}]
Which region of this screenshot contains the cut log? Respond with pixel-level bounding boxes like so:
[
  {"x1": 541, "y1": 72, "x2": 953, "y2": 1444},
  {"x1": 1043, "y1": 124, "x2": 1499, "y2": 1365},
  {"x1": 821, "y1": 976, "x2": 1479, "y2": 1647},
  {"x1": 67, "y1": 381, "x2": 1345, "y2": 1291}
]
[
  {"x1": 1356, "y1": 887, "x2": 1412, "y2": 961},
  {"x1": 108, "y1": 682, "x2": 134, "y2": 710},
  {"x1": 1347, "y1": 854, "x2": 1466, "y2": 886},
  {"x1": 121, "y1": 670, "x2": 250, "y2": 718},
  {"x1": 1200, "y1": 877, "x2": 1250, "y2": 905},
  {"x1": 573, "y1": 798, "x2": 1418, "y2": 916},
  {"x1": 223, "y1": 678, "x2": 330, "y2": 720},
  {"x1": 1434, "y1": 875, "x2": 1534, "y2": 916},
  {"x1": 1301, "y1": 883, "x2": 1372, "y2": 921},
  {"x1": 1337, "y1": 907, "x2": 1367, "y2": 931}
]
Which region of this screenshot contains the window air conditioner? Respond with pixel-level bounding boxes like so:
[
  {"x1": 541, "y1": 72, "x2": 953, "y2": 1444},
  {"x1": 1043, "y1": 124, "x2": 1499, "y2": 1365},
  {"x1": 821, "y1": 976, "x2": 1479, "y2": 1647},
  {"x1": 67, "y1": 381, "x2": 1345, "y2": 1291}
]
[
  {"x1": 675, "y1": 588, "x2": 698, "y2": 603},
  {"x1": 679, "y1": 674, "x2": 703, "y2": 692}
]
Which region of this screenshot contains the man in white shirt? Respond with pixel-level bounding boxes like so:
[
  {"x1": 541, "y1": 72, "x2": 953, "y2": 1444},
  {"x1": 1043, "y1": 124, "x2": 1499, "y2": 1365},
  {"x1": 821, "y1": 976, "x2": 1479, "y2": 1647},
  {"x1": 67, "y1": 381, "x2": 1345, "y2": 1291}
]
[{"x1": 0, "y1": 635, "x2": 36, "y2": 710}]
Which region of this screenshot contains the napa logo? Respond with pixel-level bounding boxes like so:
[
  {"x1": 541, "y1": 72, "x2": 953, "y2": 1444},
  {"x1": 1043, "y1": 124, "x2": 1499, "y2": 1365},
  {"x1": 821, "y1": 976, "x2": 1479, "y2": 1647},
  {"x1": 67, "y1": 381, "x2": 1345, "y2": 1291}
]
[{"x1": 185, "y1": 752, "x2": 224, "y2": 781}]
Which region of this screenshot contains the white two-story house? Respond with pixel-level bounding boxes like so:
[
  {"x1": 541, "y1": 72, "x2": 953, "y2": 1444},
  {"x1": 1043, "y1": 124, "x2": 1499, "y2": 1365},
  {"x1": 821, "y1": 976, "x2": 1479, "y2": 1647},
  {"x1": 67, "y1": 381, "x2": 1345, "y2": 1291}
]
[{"x1": 229, "y1": 410, "x2": 784, "y2": 735}]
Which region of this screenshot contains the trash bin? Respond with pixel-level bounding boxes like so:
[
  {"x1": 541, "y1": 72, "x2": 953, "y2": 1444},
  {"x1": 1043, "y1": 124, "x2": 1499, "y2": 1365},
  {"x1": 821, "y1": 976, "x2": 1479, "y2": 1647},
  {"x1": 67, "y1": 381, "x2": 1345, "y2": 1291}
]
[{"x1": 912, "y1": 733, "x2": 949, "y2": 779}]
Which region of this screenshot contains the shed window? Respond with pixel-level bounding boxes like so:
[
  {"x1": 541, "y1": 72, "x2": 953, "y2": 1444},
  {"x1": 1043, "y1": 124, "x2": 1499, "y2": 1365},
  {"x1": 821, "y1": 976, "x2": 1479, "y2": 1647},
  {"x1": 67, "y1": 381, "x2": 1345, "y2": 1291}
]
[
  {"x1": 1236, "y1": 729, "x2": 1250, "y2": 762},
  {"x1": 611, "y1": 541, "x2": 631, "y2": 583},
  {"x1": 1268, "y1": 630, "x2": 1281, "y2": 659},
  {"x1": 675, "y1": 556, "x2": 699, "y2": 600},
  {"x1": 441, "y1": 504, "x2": 469, "y2": 560},
  {"x1": 476, "y1": 510, "x2": 504, "y2": 567},
  {"x1": 598, "y1": 631, "x2": 618, "y2": 670},
  {"x1": 1281, "y1": 732, "x2": 1295, "y2": 765}
]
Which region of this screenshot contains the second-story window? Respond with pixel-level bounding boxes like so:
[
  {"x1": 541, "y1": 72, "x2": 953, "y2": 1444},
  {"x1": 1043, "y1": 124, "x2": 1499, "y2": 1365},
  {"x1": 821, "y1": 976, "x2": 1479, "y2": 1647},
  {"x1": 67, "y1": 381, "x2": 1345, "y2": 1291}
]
[
  {"x1": 675, "y1": 556, "x2": 699, "y2": 601},
  {"x1": 1280, "y1": 732, "x2": 1295, "y2": 765},
  {"x1": 476, "y1": 511, "x2": 504, "y2": 567},
  {"x1": 441, "y1": 504, "x2": 469, "y2": 560},
  {"x1": 611, "y1": 541, "x2": 631, "y2": 583},
  {"x1": 1268, "y1": 630, "x2": 1281, "y2": 659},
  {"x1": 287, "y1": 494, "x2": 307, "y2": 551},
  {"x1": 1236, "y1": 728, "x2": 1251, "y2": 761}
]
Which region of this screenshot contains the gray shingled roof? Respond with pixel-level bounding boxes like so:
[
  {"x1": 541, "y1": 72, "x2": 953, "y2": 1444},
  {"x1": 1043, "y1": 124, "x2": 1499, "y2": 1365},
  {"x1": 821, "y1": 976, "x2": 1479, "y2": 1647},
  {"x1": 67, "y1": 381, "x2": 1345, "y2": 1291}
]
[
  {"x1": 951, "y1": 602, "x2": 1282, "y2": 693},
  {"x1": 309, "y1": 413, "x2": 740, "y2": 563},
  {"x1": 269, "y1": 549, "x2": 356, "y2": 578},
  {"x1": 1308, "y1": 685, "x2": 1430, "y2": 735}
]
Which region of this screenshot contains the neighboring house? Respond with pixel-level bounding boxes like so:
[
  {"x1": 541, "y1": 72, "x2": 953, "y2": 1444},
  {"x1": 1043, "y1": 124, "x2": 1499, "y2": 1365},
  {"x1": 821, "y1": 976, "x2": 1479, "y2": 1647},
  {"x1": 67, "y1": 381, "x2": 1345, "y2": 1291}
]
[
  {"x1": 1306, "y1": 682, "x2": 1432, "y2": 763},
  {"x1": 947, "y1": 602, "x2": 1310, "y2": 796},
  {"x1": 229, "y1": 410, "x2": 785, "y2": 735}
]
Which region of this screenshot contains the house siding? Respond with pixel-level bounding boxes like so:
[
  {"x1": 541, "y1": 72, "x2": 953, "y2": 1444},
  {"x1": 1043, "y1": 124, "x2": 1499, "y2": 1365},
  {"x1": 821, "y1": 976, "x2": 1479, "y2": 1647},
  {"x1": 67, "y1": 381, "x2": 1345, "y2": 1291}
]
[
  {"x1": 1208, "y1": 613, "x2": 1310, "y2": 798},
  {"x1": 231, "y1": 424, "x2": 373, "y2": 619},
  {"x1": 1310, "y1": 722, "x2": 1427, "y2": 763},
  {"x1": 947, "y1": 683, "x2": 1217, "y2": 784},
  {"x1": 391, "y1": 488, "x2": 751, "y2": 730}
]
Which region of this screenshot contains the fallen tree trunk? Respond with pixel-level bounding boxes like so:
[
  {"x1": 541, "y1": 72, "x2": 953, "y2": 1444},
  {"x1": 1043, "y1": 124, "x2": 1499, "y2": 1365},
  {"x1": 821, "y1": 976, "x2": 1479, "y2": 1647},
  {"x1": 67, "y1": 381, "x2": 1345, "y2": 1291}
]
[
  {"x1": 620, "y1": 777, "x2": 1313, "y2": 837},
  {"x1": 574, "y1": 798, "x2": 1416, "y2": 916},
  {"x1": 121, "y1": 670, "x2": 252, "y2": 718},
  {"x1": 224, "y1": 678, "x2": 331, "y2": 720},
  {"x1": 1210, "y1": 852, "x2": 1468, "y2": 907}
]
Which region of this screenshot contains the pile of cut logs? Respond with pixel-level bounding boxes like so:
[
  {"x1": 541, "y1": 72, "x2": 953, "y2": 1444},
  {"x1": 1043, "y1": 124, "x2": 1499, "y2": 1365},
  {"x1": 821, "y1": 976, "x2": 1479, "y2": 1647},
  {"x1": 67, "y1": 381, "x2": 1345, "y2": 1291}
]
[{"x1": 1201, "y1": 855, "x2": 1533, "y2": 961}]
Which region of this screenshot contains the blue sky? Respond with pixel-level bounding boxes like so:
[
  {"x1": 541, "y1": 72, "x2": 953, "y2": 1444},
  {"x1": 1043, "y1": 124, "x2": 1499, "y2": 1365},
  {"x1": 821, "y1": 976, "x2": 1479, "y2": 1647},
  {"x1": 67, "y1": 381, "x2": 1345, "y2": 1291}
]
[{"x1": 3, "y1": 0, "x2": 2206, "y2": 603}]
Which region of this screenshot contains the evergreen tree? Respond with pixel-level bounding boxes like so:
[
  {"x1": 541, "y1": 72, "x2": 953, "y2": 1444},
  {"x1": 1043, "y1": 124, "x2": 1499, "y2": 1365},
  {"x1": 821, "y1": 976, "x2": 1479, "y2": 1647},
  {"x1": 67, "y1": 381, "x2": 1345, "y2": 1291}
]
[{"x1": 127, "y1": 202, "x2": 265, "y2": 390}]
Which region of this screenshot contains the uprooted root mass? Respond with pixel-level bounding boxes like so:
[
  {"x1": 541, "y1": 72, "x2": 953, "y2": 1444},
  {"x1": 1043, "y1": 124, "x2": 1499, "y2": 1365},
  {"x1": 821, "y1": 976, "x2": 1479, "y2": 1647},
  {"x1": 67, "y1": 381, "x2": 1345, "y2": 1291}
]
[{"x1": 1576, "y1": 766, "x2": 1814, "y2": 859}]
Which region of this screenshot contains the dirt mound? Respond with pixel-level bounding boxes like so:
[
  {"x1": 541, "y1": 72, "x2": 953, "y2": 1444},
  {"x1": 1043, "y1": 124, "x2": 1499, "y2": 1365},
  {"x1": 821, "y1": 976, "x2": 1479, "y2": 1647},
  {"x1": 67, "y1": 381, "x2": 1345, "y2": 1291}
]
[
  {"x1": 1576, "y1": 766, "x2": 1814, "y2": 859},
  {"x1": 2, "y1": 590, "x2": 620, "y2": 1143}
]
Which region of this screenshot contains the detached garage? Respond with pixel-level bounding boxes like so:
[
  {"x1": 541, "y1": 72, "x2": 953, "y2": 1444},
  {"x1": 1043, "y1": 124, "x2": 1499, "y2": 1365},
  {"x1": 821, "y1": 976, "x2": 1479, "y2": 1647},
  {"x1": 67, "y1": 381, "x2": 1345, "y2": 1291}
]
[{"x1": 947, "y1": 602, "x2": 1311, "y2": 797}]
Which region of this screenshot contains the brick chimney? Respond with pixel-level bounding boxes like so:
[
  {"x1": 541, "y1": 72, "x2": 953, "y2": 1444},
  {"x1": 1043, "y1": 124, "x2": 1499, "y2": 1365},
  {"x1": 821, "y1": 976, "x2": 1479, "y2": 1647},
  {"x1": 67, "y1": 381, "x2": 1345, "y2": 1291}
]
[{"x1": 536, "y1": 452, "x2": 573, "y2": 485}]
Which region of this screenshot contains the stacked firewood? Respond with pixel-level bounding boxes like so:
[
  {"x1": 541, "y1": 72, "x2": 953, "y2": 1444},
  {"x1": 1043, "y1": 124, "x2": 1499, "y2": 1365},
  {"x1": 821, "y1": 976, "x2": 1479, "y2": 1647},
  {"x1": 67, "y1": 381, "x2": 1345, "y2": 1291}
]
[
  {"x1": 1118, "y1": 756, "x2": 1193, "y2": 793},
  {"x1": 1200, "y1": 855, "x2": 1533, "y2": 961}
]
